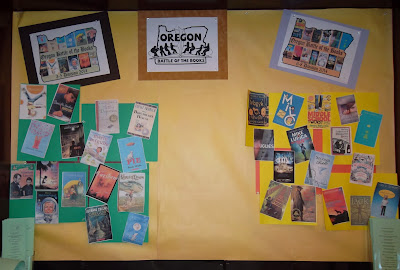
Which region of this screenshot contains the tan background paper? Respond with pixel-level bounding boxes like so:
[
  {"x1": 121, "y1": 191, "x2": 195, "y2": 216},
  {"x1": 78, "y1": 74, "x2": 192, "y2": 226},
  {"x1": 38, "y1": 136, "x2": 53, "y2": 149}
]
[{"x1": 11, "y1": 9, "x2": 394, "y2": 261}]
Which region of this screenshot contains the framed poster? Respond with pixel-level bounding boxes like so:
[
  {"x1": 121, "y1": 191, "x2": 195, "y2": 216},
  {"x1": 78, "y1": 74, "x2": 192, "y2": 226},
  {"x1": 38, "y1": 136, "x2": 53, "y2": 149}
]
[
  {"x1": 270, "y1": 10, "x2": 369, "y2": 89},
  {"x1": 138, "y1": 10, "x2": 228, "y2": 80},
  {"x1": 19, "y1": 12, "x2": 120, "y2": 86}
]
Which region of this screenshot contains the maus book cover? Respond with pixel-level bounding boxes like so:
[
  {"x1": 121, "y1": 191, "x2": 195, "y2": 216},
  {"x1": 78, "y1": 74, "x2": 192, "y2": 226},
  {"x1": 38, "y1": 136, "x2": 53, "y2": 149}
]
[{"x1": 287, "y1": 126, "x2": 314, "y2": 163}]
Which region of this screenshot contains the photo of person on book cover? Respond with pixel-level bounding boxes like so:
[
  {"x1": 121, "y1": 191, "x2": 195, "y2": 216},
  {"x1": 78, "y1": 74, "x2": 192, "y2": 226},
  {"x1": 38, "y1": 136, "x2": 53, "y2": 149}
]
[
  {"x1": 323, "y1": 187, "x2": 349, "y2": 225},
  {"x1": 287, "y1": 126, "x2": 314, "y2": 163},
  {"x1": 85, "y1": 205, "x2": 112, "y2": 243},
  {"x1": 254, "y1": 129, "x2": 274, "y2": 161},
  {"x1": 273, "y1": 151, "x2": 294, "y2": 183},
  {"x1": 35, "y1": 191, "x2": 59, "y2": 224},
  {"x1": 260, "y1": 180, "x2": 291, "y2": 220},
  {"x1": 60, "y1": 123, "x2": 85, "y2": 159},
  {"x1": 371, "y1": 182, "x2": 400, "y2": 219},
  {"x1": 87, "y1": 164, "x2": 119, "y2": 204},
  {"x1": 331, "y1": 127, "x2": 352, "y2": 155},
  {"x1": 291, "y1": 185, "x2": 316, "y2": 223},
  {"x1": 10, "y1": 164, "x2": 35, "y2": 199},
  {"x1": 48, "y1": 84, "x2": 79, "y2": 122},
  {"x1": 35, "y1": 161, "x2": 59, "y2": 190}
]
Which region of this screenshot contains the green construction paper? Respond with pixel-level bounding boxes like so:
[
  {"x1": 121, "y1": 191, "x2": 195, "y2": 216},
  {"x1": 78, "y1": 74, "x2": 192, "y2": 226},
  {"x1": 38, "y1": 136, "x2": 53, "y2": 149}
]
[
  {"x1": 17, "y1": 84, "x2": 81, "y2": 162},
  {"x1": 88, "y1": 163, "x2": 149, "y2": 243},
  {"x1": 81, "y1": 103, "x2": 158, "y2": 162}
]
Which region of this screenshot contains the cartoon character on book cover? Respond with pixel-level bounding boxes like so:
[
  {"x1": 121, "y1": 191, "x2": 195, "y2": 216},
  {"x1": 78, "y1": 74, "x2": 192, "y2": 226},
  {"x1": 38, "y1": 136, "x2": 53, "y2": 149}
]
[
  {"x1": 307, "y1": 95, "x2": 331, "y2": 128},
  {"x1": 350, "y1": 196, "x2": 371, "y2": 225},
  {"x1": 331, "y1": 127, "x2": 352, "y2": 155},
  {"x1": 350, "y1": 153, "x2": 375, "y2": 186},
  {"x1": 336, "y1": 95, "x2": 359, "y2": 125},
  {"x1": 273, "y1": 151, "x2": 294, "y2": 183},
  {"x1": 287, "y1": 126, "x2": 314, "y2": 163},
  {"x1": 21, "y1": 120, "x2": 55, "y2": 158},
  {"x1": 304, "y1": 150, "x2": 334, "y2": 189},
  {"x1": 10, "y1": 164, "x2": 35, "y2": 199},
  {"x1": 60, "y1": 123, "x2": 85, "y2": 159},
  {"x1": 80, "y1": 130, "x2": 112, "y2": 167},
  {"x1": 260, "y1": 180, "x2": 291, "y2": 220},
  {"x1": 254, "y1": 129, "x2": 274, "y2": 161},
  {"x1": 19, "y1": 84, "x2": 47, "y2": 120},
  {"x1": 117, "y1": 137, "x2": 147, "y2": 173},
  {"x1": 371, "y1": 182, "x2": 400, "y2": 219},
  {"x1": 48, "y1": 84, "x2": 79, "y2": 123},
  {"x1": 118, "y1": 173, "x2": 145, "y2": 213},
  {"x1": 291, "y1": 185, "x2": 316, "y2": 223},
  {"x1": 127, "y1": 102, "x2": 158, "y2": 140},
  {"x1": 248, "y1": 90, "x2": 269, "y2": 127},
  {"x1": 122, "y1": 213, "x2": 149, "y2": 245},
  {"x1": 273, "y1": 91, "x2": 304, "y2": 129},
  {"x1": 86, "y1": 164, "x2": 119, "y2": 204},
  {"x1": 323, "y1": 187, "x2": 349, "y2": 225},
  {"x1": 85, "y1": 205, "x2": 112, "y2": 243},
  {"x1": 35, "y1": 161, "x2": 59, "y2": 190},
  {"x1": 35, "y1": 191, "x2": 58, "y2": 224},
  {"x1": 62, "y1": 172, "x2": 86, "y2": 207}
]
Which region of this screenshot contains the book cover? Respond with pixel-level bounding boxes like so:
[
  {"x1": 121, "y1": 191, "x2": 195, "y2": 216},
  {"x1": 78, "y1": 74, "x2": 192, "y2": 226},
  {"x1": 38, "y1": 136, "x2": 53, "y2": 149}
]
[
  {"x1": 117, "y1": 136, "x2": 147, "y2": 173},
  {"x1": 350, "y1": 153, "x2": 375, "y2": 186},
  {"x1": 95, "y1": 99, "x2": 120, "y2": 134},
  {"x1": 254, "y1": 129, "x2": 274, "y2": 161},
  {"x1": 273, "y1": 151, "x2": 294, "y2": 183},
  {"x1": 331, "y1": 126, "x2": 352, "y2": 155},
  {"x1": 86, "y1": 164, "x2": 119, "y2": 204},
  {"x1": 85, "y1": 205, "x2": 112, "y2": 243},
  {"x1": 61, "y1": 172, "x2": 86, "y2": 207},
  {"x1": 354, "y1": 110, "x2": 383, "y2": 148},
  {"x1": 273, "y1": 91, "x2": 304, "y2": 129},
  {"x1": 19, "y1": 84, "x2": 47, "y2": 120},
  {"x1": 304, "y1": 150, "x2": 334, "y2": 189},
  {"x1": 287, "y1": 126, "x2": 314, "y2": 163},
  {"x1": 291, "y1": 185, "x2": 316, "y2": 223},
  {"x1": 21, "y1": 120, "x2": 55, "y2": 158},
  {"x1": 336, "y1": 95, "x2": 359, "y2": 125},
  {"x1": 260, "y1": 180, "x2": 291, "y2": 220},
  {"x1": 247, "y1": 90, "x2": 269, "y2": 126},
  {"x1": 307, "y1": 94, "x2": 331, "y2": 128},
  {"x1": 350, "y1": 196, "x2": 371, "y2": 225},
  {"x1": 322, "y1": 187, "x2": 349, "y2": 225},
  {"x1": 48, "y1": 84, "x2": 80, "y2": 122},
  {"x1": 35, "y1": 191, "x2": 59, "y2": 224},
  {"x1": 371, "y1": 182, "x2": 400, "y2": 219},
  {"x1": 60, "y1": 122, "x2": 85, "y2": 159},
  {"x1": 118, "y1": 173, "x2": 145, "y2": 213},
  {"x1": 80, "y1": 130, "x2": 112, "y2": 167},
  {"x1": 127, "y1": 102, "x2": 158, "y2": 140},
  {"x1": 35, "y1": 161, "x2": 59, "y2": 190},
  {"x1": 122, "y1": 213, "x2": 149, "y2": 245},
  {"x1": 10, "y1": 164, "x2": 35, "y2": 199}
]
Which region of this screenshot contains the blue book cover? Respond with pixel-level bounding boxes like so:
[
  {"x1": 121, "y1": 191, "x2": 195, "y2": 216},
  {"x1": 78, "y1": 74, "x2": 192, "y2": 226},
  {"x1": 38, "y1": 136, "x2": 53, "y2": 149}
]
[
  {"x1": 273, "y1": 91, "x2": 304, "y2": 128},
  {"x1": 304, "y1": 150, "x2": 335, "y2": 189},
  {"x1": 122, "y1": 213, "x2": 149, "y2": 245},
  {"x1": 61, "y1": 172, "x2": 86, "y2": 207},
  {"x1": 371, "y1": 182, "x2": 400, "y2": 219},
  {"x1": 21, "y1": 120, "x2": 55, "y2": 158},
  {"x1": 118, "y1": 137, "x2": 147, "y2": 173},
  {"x1": 354, "y1": 110, "x2": 383, "y2": 148}
]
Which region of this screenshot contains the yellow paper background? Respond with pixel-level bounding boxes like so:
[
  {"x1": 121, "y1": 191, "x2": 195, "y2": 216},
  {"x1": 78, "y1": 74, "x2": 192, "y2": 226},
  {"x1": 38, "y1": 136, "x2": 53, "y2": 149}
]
[{"x1": 11, "y1": 9, "x2": 395, "y2": 261}]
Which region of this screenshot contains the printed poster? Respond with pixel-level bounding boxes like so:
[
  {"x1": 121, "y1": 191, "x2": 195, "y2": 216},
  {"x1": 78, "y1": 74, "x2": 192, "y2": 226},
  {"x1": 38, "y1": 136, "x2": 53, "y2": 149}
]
[
  {"x1": 21, "y1": 120, "x2": 55, "y2": 158},
  {"x1": 322, "y1": 187, "x2": 349, "y2": 225},
  {"x1": 254, "y1": 129, "x2": 274, "y2": 161},
  {"x1": 35, "y1": 161, "x2": 59, "y2": 190},
  {"x1": 350, "y1": 196, "x2": 371, "y2": 226},
  {"x1": 10, "y1": 163, "x2": 35, "y2": 199},
  {"x1": 127, "y1": 102, "x2": 158, "y2": 140},
  {"x1": 307, "y1": 94, "x2": 331, "y2": 128},
  {"x1": 331, "y1": 127, "x2": 352, "y2": 155},
  {"x1": 117, "y1": 137, "x2": 147, "y2": 173},
  {"x1": 304, "y1": 150, "x2": 334, "y2": 189},
  {"x1": 19, "y1": 84, "x2": 47, "y2": 120},
  {"x1": 85, "y1": 205, "x2": 112, "y2": 243},
  {"x1": 248, "y1": 90, "x2": 269, "y2": 127},
  {"x1": 273, "y1": 91, "x2": 304, "y2": 129},
  {"x1": 336, "y1": 94, "x2": 359, "y2": 125},
  {"x1": 291, "y1": 185, "x2": 316, "y2": 223},
  {"x1": 95, "y1": 99, "x2": 120, "y2": 134},
  {"x1": 273, "y1": 151, "x2": 294, "y2": 183},
  {"x1": 371, "y1": 182, "x2": 400, "y2": 219},
  {"x1": 62, "y1": 172, "x2": 86, "y2": 207},
  {"x1": 118, "y1": 173, "x2": 145, "y2": 213},
  {"x1": 86, "y1": 164, "x2": 119, "y2": 204},
  {"x1": 354, "y1": 110, "x2": 383, "y2": 148},
  {"x1": 286, "y1": 126, "x2": 314, "y2": 163},
  {"x1": 60, "y1": 122, "x2": 85, "y2": 159},
  {"x1": 122, "y1": 213, "x2": 149, "y2": 245},
  {"x1": 48, "y1": 84, "x2": 80, "y2": 123},
  {"x1": 80, "y1": 130, "x2": 112, "y2": 167},
  {"x1": 35, "y1": 191, "x2": 59, "y2": 224},
  {"x1": 350, "y1": 153, "x2": 375, "y2": 186},
  {"x1": 260, "y1": 180, "x2": 291, "y2": 220}
]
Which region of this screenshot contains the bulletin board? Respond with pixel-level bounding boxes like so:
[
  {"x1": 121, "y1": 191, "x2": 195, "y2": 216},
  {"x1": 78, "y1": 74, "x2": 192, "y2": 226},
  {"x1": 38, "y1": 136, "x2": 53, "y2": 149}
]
[{"x1": 10, "y1": 9, "x2": 395, "y2": 261}]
